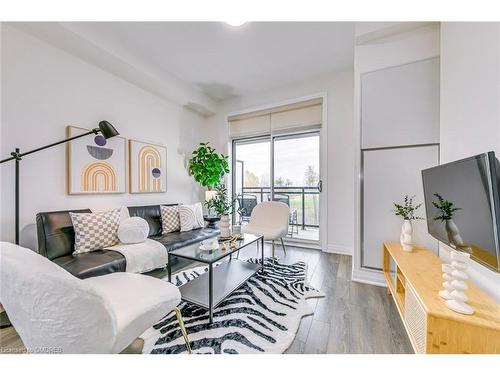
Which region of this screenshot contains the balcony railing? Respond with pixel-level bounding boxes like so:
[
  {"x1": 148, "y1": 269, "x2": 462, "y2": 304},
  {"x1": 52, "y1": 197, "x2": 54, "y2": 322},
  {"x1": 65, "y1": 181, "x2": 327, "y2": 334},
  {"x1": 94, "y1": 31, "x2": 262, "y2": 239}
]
[{"x1": 238, "y1": 186, "x2": 319, "y2": 229}]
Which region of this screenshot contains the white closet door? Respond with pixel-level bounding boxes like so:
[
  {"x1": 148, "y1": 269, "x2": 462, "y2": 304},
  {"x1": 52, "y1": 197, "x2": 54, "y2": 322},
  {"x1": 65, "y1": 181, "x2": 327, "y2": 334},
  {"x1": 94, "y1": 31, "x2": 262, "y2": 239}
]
[
  {"x1": 362, "y1": 145, "x2": 439, "y2": 269},
  {"x1": 361, "y1": 58, "x2": 440, "y2": 149}
]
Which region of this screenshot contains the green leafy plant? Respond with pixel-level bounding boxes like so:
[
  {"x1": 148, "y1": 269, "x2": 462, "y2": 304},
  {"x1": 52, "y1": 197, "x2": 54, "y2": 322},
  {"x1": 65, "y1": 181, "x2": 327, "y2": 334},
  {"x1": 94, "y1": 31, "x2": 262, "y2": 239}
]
[
  {"x1": 188, "y1": 143, "x2": 230, "y2": 188},
  {"x1": 393, "y1": 194, "x2": 424, "y2": 221},
  {"x1": 432, "y1": 193, "x2": 461, "y2": 221},
  {"x1": 206, "y1": 185, "x2": 242, "y2": 216}
]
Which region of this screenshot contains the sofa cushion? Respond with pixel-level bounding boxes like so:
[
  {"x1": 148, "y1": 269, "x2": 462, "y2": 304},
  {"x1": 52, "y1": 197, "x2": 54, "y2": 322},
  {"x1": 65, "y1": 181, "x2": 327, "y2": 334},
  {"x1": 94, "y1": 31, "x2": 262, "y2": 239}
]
[
  {"x1": 36, "y1": 209, "x2": 92, "y2": 260},
  {"x1": 178, "y1": 203, "x2": 204, "y2": 232},
  {"x1": 128, "y1": 204, "x2": 177, "y2": 237},
  {"x1": 70, "y1": 209, "x2": 121, "y2": 254},
  {"x1": 160, "y1": 205, "x2": 180, "y2": 234},
  {"x1": 151, "y1": 227, "x2": 220, "y2": 251},
  {"x1": 52, "y1": 250, "x2": 126, "y2": 279}
]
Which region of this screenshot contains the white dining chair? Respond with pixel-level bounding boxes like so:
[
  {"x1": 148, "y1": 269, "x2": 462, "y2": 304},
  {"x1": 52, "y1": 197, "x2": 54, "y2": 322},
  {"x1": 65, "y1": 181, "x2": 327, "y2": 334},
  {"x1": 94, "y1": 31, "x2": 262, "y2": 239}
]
[
  {"x1": 0, "y1": 242, "x2": 191, "y2": 354},
  {"x1": 241, "y1": 201, "x2": 290, "y2": 260}
]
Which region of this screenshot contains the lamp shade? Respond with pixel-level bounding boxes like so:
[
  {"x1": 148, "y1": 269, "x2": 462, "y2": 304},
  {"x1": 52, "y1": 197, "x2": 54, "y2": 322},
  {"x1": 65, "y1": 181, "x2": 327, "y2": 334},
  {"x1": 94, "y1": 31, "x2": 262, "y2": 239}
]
[
  {"x1": 98, "y1": 121, "x2": 119, "y2": 139},
  {"x1": 205, "y1": 190, "x2": 217, "y2": 202}
]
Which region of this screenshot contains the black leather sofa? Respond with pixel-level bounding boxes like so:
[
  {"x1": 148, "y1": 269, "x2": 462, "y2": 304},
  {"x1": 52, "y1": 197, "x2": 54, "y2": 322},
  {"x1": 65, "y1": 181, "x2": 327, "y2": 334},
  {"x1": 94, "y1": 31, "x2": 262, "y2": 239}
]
[{"x1": 36, "y1": 204, "x2": 219, "y2": 279}]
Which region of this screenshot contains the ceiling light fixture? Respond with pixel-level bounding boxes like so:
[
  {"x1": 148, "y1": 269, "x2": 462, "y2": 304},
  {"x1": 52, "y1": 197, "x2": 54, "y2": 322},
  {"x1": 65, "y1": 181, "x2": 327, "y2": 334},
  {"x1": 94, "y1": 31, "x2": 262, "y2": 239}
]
[{"x1": 224, "y1": 21, "x2": 247, "y2": 27}]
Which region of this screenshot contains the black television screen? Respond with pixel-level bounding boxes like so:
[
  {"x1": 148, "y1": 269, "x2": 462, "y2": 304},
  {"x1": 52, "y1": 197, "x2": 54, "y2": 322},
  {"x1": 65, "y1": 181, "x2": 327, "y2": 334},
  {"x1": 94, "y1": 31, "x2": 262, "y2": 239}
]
[{"x1": 421, "y1": 151, "x2": 500, "y2": 272}]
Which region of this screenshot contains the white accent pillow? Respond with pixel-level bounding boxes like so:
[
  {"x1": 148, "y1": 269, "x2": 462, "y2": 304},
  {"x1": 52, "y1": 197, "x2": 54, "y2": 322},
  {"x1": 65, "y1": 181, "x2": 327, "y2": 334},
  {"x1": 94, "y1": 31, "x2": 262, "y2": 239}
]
[
  {"x1": 70, "y1": 209, "x2": 121, "y2": 254},
  {"x1": 118, "y1": 217, "x2": 150, "y2": 244},
  {"x1": 178, "y1": 202, "x2": 204, "y2": 232},
  {"x1": 160, "y1": 205, "x2": 180, "y2": 234}
]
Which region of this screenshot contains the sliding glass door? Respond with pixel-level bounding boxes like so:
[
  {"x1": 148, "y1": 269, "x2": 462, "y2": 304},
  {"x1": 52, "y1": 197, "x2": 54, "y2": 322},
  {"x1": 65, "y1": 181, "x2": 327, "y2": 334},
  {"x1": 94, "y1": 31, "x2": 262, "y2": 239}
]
[
  {"x1": 232, "y1": 137, "x2": 271, "y2": 224},
  {"x1": 232, "y1": 131, "x2": 321, "y2": 244},
  {"x1": 273, "y1": 132, "x2": 320, "y2": 242}
]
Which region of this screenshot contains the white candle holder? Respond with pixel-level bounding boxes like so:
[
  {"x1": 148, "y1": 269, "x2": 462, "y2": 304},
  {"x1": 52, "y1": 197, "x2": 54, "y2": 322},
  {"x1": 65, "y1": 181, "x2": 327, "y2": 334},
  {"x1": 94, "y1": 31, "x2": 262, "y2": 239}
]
[{"x1": 439, "y1": 250, "x2": 474, "y2": 315}]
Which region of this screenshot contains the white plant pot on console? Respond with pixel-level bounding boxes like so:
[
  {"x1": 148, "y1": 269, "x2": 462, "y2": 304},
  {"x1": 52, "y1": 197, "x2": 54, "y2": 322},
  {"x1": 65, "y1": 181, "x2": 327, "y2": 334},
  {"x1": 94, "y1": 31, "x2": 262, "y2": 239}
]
[
  {"x1": 219, "y1": 214, "x2": 232, "y2": 238},
  {"x1": 400, "y1": 220, "x2": 413, "y2": 252}
]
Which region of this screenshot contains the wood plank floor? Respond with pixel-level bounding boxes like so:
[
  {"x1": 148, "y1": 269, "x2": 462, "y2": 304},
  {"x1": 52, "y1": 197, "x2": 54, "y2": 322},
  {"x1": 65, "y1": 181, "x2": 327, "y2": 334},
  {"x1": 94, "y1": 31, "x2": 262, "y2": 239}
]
[
  {"x1": 237, "y1": 244, "x2": 413, "y2": 354},
  {"x1": 0, "y1": 244, "x2": 413, "y2": 354}
]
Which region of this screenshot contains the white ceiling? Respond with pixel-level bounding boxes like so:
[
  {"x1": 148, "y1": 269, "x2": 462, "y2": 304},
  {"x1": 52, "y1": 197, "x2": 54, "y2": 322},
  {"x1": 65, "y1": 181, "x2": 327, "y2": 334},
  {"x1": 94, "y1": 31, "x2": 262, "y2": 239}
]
[{"x1": 63, "y1": 22, "x2": 355, "y2": 101}]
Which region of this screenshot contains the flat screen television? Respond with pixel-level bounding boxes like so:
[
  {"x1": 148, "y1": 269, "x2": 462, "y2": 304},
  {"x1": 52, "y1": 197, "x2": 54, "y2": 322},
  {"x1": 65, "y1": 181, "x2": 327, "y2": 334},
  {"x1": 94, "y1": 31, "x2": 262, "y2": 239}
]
[{"x1": 421, "y1": 151, "x2": 500, "y2": 272}]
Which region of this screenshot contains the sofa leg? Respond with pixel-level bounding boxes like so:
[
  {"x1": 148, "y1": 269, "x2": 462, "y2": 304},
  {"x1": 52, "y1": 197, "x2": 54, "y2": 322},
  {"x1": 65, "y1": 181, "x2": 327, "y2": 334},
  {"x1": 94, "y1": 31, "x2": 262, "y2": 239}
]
[
  {"x1": 280, "y1": 238, "x2": 287, "y2": 256},
  {"x1": 174, "y1": 308, "x2": 192, "y2": 354}
]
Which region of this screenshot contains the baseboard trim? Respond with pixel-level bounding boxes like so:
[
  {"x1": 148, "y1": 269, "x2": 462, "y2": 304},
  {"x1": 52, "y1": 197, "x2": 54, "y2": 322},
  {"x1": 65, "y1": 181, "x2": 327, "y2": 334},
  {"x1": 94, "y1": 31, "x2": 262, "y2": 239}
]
[
  {"x1": 325, "y1": 244, "x2": 353, "y2": 255},
  {"x1": 282, "y1": 239, "x2": 321, "y2": 250},
  {"x1": 352, "y1": 267, "x2": 387, "y2": 287}
]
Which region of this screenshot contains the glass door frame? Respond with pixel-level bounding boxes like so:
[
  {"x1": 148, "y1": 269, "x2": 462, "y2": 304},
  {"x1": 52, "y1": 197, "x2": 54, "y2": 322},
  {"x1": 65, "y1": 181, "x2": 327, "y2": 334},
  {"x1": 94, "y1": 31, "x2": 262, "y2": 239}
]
[
  {"x1": 231, "y1": 135, "x2": 272, "y2": 225},
  {"x1": 231, "y1": 129, "x2": 323, "y2": 246},
  {"x1": 272, "y1": 129, "x2": 322, "y2": 245}
]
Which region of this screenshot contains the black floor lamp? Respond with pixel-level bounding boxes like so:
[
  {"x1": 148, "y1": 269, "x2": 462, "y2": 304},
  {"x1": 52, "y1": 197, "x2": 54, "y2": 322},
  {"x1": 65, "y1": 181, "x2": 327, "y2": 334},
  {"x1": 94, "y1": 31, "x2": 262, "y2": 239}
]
[{"x1": 0, "y1": 120, "x2": 119, "y2": 245}]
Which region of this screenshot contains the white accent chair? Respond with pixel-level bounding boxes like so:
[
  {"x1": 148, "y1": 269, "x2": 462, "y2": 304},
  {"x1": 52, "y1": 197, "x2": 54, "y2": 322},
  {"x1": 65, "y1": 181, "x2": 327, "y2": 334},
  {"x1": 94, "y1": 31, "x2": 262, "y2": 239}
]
[
  {"x1": 0, "y1": 242, "x2": 190, "y2": 354},
  {"x1": 241, "y1": 201, "x2": 290, "y2": 260}
]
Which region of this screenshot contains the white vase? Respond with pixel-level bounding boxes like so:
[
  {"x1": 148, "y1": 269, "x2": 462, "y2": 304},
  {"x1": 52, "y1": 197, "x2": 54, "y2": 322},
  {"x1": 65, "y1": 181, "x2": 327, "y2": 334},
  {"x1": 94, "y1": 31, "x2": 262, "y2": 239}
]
[
  {"x1": 400, "y1": 220, "x2": 413, "y2": 252},
  {"x1": 219, "y1": 214, "x2": 231, "y2": 238},
  {"x1": 445, "y1": 219, "x2": 464, "y2": 247}
]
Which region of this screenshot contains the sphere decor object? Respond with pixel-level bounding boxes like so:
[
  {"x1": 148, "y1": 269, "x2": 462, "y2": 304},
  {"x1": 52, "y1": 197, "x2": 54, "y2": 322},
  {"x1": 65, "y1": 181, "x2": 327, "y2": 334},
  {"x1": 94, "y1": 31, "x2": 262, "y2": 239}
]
[
  {"x1": 439, "y1": 250, "x2": 474, "y2": 315},
  {"x1": 400, "y1": 220, "x2": 413, "y2": 252},
  {"x1": 118, "y1": 217, "x2": 150, "y2": 244}
]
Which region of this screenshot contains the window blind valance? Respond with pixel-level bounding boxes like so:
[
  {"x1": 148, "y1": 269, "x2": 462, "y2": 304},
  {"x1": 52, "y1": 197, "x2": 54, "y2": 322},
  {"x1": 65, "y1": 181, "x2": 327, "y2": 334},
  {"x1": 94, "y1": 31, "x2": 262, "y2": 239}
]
[
  {"x1": 228, "y1": 99, "x2": 322, "y2": 138},
  {"x1": 228, "y1": 114, "x2": 271, "y2": 138}
]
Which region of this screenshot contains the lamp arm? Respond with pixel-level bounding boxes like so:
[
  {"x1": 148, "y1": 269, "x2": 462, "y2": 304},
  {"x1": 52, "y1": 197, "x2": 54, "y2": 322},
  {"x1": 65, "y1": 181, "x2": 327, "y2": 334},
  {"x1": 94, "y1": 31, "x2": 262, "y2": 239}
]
[{"x1": 0, "y1": 128, "x2": 99, "y2": 163}]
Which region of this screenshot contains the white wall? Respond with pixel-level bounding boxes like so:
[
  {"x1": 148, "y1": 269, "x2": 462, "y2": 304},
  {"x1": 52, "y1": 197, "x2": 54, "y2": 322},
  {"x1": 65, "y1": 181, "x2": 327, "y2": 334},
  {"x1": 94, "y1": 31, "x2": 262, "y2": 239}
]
[
  {"x1": 205, "y1": 68, "x2": 355, "y2": 254},
  {"x1": 440, "y1": 22, "x2": 500, "y2": 302},
  {"x1": 0, "y1": 25, "x2": 207, "y2": 248}
]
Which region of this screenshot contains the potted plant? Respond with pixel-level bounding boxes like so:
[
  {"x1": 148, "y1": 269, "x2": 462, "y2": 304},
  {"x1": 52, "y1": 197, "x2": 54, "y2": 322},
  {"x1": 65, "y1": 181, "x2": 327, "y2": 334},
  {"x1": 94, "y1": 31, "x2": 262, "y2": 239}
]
[
  {"x1": 188, "y1": 142, "x2": 229, "y2": 189},
  {"x1": 205, "y1": 185, "x2": 241, "y2": 237},
  {"x1": 432, "y1": 193, "x2": 463, "y2": 247},
  {"x1": 393, "y1": 195, "x2": 424, "y2": 252}
]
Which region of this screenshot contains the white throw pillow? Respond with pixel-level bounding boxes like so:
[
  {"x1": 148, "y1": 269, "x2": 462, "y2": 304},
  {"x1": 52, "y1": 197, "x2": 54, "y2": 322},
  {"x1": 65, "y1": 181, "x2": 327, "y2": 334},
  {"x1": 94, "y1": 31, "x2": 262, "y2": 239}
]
[
  {"x1": 160, "y1": 205, "x2": 180, "y2": 234},
  {"x1": 118, "y1": 217, "x2": 150, "y2": 244},
  {"x1": 178, "y1": 202, "x2": 204, "y2": 232},
  {"x1": 70, "y1": 208, "x2": 121, "y2": 254}
]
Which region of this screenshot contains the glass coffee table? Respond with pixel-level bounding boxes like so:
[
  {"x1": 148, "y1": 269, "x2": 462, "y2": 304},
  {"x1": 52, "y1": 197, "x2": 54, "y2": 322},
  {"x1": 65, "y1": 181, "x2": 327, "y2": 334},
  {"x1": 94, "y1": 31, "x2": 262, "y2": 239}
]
[{"x1": 167, "y1": 233, "x2": 264, "y2": 324}]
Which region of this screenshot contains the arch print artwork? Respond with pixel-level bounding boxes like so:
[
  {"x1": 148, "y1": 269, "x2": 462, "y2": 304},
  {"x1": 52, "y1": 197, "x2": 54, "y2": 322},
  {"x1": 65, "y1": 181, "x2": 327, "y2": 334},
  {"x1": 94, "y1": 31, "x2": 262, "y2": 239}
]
[
  {"x1": 129, "y1": 139, "x2": 167, "y2": 193},
  {"x1": 81, "y1": 161, "x2": 118, "y2": 192},
  {"x1": 67, "y1": 126, "x2": 126, "y2": 194}
]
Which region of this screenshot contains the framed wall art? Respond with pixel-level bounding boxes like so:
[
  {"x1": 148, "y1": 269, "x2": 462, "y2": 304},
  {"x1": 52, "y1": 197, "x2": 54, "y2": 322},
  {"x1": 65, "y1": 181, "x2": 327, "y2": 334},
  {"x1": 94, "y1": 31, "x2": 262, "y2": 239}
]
[
  {"x1": 67, "y1": 126, "x2": 127, "y2": 194},
  {"x1": 129, "y1": 139, "x2": 167, "y2": 193}
]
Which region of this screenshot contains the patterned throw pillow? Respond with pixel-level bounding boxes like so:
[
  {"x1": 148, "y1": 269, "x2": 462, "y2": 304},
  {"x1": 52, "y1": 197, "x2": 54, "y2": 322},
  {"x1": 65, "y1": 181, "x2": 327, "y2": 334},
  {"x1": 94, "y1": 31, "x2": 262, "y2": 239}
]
[
  {"x1": 70, "y1": 208, "x2": 121, "y2": 254},
  {"x1": 160, "y1": 205, "x2": 180, "y2": 234},
  {"x1": 178, "y1": 203, "x2": 205, "y2": 232}
]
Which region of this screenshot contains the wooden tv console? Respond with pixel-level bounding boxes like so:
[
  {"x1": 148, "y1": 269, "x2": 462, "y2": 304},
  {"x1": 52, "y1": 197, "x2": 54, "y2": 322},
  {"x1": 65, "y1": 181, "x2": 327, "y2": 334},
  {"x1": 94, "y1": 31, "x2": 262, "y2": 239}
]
[{"x1": 382, "y1": 242, "x2": 500, "y2": 354}]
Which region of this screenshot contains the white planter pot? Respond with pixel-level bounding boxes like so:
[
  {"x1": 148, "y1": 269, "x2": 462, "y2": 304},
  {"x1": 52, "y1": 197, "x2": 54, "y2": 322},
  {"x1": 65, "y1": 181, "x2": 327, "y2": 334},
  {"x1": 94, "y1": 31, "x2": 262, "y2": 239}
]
[
  {"x1": 219, "y1": 214, "x2": 232, "y2": 238},
  {"x1": 400, "y1": 220, "x2": 413, "y2": 252},
  {"x1": 445, "y1": 219, "x2": 464, "y2": 247}
]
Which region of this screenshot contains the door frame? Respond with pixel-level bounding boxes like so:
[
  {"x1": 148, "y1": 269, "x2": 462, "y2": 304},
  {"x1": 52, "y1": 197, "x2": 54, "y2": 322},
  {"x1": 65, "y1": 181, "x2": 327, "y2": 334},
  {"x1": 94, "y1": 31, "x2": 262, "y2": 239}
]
[{"x1": 226, "y1": 92, "x2": 328, "y2": 251}]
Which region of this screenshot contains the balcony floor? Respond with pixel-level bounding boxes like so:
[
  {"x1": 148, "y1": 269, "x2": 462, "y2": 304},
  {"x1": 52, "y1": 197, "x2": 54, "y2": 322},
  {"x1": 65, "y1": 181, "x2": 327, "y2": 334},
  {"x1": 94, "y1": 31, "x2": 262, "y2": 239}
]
[
  {"x1": 287, "y1": 227, "x2": 319, "y2": 242},
  {"x1": 241, "y1": 222, "x2": 319, "y2": 242}
]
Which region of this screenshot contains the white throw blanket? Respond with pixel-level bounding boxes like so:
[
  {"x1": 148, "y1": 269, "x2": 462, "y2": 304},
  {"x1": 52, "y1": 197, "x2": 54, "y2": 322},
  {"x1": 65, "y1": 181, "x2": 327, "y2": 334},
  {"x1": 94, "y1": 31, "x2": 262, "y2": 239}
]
[{"x1": 105, "y1": 239, "x2": 168, "y2": 274}]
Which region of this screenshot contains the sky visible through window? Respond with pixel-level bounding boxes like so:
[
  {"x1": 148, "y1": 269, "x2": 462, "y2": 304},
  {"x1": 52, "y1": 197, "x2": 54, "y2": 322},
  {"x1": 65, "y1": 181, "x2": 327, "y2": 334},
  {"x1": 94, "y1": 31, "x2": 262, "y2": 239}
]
[{"x1": 235, "y1": 134, "x2": 319, "y2": 187}]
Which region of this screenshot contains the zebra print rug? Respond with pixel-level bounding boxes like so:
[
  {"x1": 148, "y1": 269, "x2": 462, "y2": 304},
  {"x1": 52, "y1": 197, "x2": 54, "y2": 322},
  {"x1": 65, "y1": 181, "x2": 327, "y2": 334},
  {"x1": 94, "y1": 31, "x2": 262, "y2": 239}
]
[{"x1": 140, "y1": 257, "x2": 324, "y2": 354}]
